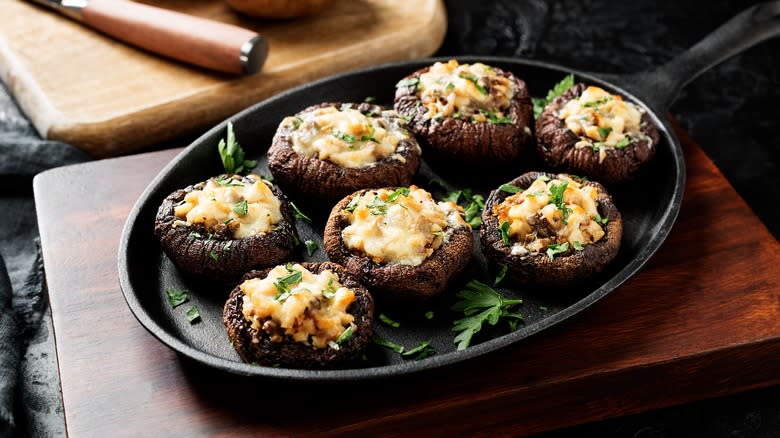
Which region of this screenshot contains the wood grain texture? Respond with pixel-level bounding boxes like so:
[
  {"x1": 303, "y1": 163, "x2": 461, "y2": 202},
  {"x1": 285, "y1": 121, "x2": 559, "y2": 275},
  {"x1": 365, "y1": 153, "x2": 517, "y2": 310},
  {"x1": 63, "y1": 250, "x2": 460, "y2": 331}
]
[
  {"x1": 33, "y1": 123, "x2": 780, "y2": 437},
  {"x1": 0, "y1": 0, "x2": 446, "y2": 157}
]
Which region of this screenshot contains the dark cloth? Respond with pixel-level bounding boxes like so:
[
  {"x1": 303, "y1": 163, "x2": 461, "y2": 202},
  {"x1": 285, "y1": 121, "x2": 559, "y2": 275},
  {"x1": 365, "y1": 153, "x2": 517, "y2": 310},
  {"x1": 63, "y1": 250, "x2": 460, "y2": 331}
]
[
  {"x1": 0, "y1": 0, "x2": 777, "y2": 437},
  {"x1": 0, "y1": 82, "x2": 90, "y2": 437}
]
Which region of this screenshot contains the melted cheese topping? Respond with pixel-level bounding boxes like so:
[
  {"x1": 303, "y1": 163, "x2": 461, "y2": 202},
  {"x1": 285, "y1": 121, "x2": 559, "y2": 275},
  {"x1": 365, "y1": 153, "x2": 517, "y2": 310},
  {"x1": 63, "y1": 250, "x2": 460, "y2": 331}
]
[
  {"x1": 341, "y1": 186, "x2": 468, "y2": 266},
  {"x1": 493, "y1": 176, "x2": 605, "y2": 255},
  {"x1": 558, "y1": 86, "x2": 646, "y2": 163},
  {"x1": 172, "y1": 174, "x2": 282, "y2": 239},
  {"x1": 241, "y1": 264, "x2": 356, "y2": 349},
  {"x1": 417, "y1": 59, "x2": 514, "y2": 121},
  {"x1": 281, "y1": 106, "x2": 414, "y2": 169}
]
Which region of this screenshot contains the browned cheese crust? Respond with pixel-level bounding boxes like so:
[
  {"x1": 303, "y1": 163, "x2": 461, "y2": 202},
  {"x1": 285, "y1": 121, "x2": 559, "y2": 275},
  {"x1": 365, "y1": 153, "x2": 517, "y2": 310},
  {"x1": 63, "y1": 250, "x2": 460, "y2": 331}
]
[
  {"x1": 535, "y1": 83, "x2": 661, "y2": 184},
  {"x1": 480, "y1": 171, "x2": 623, "y2": 288},
  {"x1": 267, "y1": 102, "x2": 421, "y2": 207},
  {"x1": 153, "y1": 175, "x2": 298, "y2": 283},
  {"x1": 393, "y1": 65, "x2": 534, "y2": 167},
  {"x1": 223, "y1": 261, "x2": 374, "y2": 368},
  {"x1": 322, "y1": 188, "x2": 474, "y2": 304}
]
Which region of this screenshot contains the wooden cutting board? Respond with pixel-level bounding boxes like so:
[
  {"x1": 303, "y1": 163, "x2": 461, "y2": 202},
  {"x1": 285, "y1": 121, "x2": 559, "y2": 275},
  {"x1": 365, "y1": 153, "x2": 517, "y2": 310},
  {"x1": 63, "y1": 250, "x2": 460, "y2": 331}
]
[
  {"x1": 0, "y1": 0, "x2": 446, "y2": 157},
  {"x1": 32, "y1": 122, "x2": 780, "y2": 436}
]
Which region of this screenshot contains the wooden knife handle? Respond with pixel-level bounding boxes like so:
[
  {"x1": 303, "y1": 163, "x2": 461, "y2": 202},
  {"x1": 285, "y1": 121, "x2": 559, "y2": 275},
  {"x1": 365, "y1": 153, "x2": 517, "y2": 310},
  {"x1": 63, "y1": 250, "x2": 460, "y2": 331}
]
[{"x1": 81, "y1": 0, "x2": 267, "y2": 75}]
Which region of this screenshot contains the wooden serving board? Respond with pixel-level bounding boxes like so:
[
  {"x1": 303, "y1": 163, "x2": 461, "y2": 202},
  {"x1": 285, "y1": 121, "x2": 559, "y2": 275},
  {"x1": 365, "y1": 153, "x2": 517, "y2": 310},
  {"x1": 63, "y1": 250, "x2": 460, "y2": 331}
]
[
  {"x1": 0, "y1": 0, "x2": 446, "y2": 157},
  {"x1": 33, "y1": 123, "x2": 780, "y2": 437}
]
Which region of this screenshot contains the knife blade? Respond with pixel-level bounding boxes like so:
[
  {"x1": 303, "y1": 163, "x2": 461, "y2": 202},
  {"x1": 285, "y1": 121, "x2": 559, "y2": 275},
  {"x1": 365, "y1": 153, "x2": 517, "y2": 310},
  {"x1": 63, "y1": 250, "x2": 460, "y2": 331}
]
[{"x1": 26, "y1": 0, "x2": 268, "y2": 75}]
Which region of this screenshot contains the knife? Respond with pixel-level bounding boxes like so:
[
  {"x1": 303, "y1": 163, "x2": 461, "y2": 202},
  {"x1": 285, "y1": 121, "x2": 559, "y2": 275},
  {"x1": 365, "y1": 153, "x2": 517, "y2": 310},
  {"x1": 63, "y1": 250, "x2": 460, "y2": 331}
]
[{"x1": 27, "y1": 0, "x2": 268, "y2": 75}]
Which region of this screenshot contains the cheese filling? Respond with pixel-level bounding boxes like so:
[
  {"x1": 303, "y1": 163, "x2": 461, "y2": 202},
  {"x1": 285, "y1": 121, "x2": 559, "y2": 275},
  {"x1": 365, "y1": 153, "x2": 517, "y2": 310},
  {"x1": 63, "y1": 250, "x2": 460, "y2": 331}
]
[
  {"x1": 341, "y1": 186, "x2": 468, "y2": 266},
  {"x1": 281, "y1": 105, "x2": 414, "y2": 169},
  {"x1": 241, "y1": 264, "x2": 356, "y2": 349},
  {"x1": 172, "y1": 174, "x2": 282, "y2": 239},
  {"x1": 493, "y1": 176, "x2": 605, "y2": 256},
  {"x1": 558, "y1": 86, "x2": 649, "y2": 163},
  {"x1": 417, "y1": 59, "x2": 514, "y2": 122}
]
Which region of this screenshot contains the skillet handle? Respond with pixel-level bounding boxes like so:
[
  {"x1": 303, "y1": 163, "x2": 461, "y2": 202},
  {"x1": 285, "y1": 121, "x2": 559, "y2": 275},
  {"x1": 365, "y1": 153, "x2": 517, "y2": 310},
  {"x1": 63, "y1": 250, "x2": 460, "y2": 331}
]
[{"x1": 617, "y1": 1, "x2": 780, "y2": 112}]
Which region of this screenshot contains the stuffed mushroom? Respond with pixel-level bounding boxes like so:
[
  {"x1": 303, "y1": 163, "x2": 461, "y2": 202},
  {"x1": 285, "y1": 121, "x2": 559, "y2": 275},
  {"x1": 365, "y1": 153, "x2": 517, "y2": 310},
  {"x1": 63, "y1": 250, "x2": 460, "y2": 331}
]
[
  {"x1": 393, "y1": 59, "x2": 534, "y2": 167},
  {"x1": 224, "y1": 261, "x2": 374, "y2": 368},
  {"x1": 154, "y1": 173, "x2": 298, "y2": 283},
  {"x1": 535, "y1": 83, "x2": 660, "y2": 184},
  {"x1": 267, "y1": 102, "x2": 421, "y2": 207},
  {"x1": 480, "y1": 172, "x2": 622, "y2": 287},
  {"x1": 323, "y1": 186, "x2": 473, "y2": 303}
]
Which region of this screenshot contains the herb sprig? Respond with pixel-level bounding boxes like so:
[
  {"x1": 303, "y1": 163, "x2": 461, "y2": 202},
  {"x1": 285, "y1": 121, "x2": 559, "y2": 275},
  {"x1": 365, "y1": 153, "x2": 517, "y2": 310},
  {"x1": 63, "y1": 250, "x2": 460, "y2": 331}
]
[
  {"x1": 443, "y1": 188, "x2": 485, "y2": 228},
  {"x1": 451, "y1": 280, "x2": 523, "y2": 350},
  {"x1": 532, "y1": 74, "x2": 575, "y2": 118},
  {"x1": 218, "y1": 122, "x2": 257, "y2": 175}
]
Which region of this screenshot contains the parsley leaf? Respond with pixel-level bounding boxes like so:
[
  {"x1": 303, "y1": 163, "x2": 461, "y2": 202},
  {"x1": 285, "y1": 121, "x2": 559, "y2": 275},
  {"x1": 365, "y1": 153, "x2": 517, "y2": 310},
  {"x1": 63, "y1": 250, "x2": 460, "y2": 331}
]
[
  {"x1": 494, "y1": 265, "x2": 508, "y2": 285},
  {"x1": 395, "y1": 77, "x2": 420, "y2": 89},
  {"x1": 379, "y1": 313, "x2": 401, "y2": 328},
  {"x1": 215, "y1": 175, "x2": 244, "y2": 187},
  {"x1": 332, "y1": 130, "x2": 357, "y2": 143},
  {"x1": 367, "y1": 196, "x2": 388, "y2": 216},
  {"x1": 291, "y1": 116, "x2": 303, "y2": 130},
  {"x1": 304, "y1": 240, "x2": 319, "y2": 257},
  {"x1": 424, "y1": 311, "x2": 435, "y2": 320},
  {"x1": 217, "y1": 122, "x2": 256, "y2": 175},
  {"x1": 386, "y1": 187, "x2": 410, "y2": 203},
  {"x1": 166, "y1": 289, "x2": 189, "y2": 308},
  {"x1": 583, "y1": 97, "x2": 609, "y2": 108},
  {"x1": 290, "y1": 202, "x2": 312, "y2": 223},
  {"x1": 498, "y1": 183, "x2": 523, "y2": 194},
  {"x1": 344, "y1": 196, "x2": 360, "y2": 213},
  {"x1": 451, "y1": 280, "x2": 523, "y2": 350},
  {"x1": 209, "y1": 251, "x2": 220, "y2": 261},
  {"x1": 335, "y1": 325, "x2": 353, "y2": 344},
  {"x1": 499, "y1": 221, "x2": 511, "y2": 246},
  {"x1": 443, "y1": 188, "x2": 484, "y2": 228},
  {"x1": 363, "y1": 96, "x2": 376, "y2": 103},
  {"x1": 322, "y1": 278, "x2": 337, "y2": 299},
  {"x1": 233, "y1": 200, "x2": 248, "y2": 217},
  {"x1": 592, "y1": 214, "x2": 609, "y2": 225},
  {"x1": 532, "y1": 74, "x2": 575, "y2": 118},
  {"x1": 274, "y1": 269, "x2": 303, "y2": 299},
  {"x1": 372, "y1": 335, "x2": 405, "y2": 353},
  {"x1": 458, "y1": 73, "x2": 488, "y2": 95},
  {"x1": 185, "y1": 306, "x2": 201, "y2": 324},
  {"x1": 401, "y1": 340, "x2": 435, "y2": 360},
  {"x1": 548, "y1": 181, "x2": 572, "y2": 225},
  {"x1": 572, "y1": 240, "x2": 584, "y2": 251},
  {"x1": 615, "y1": 136, "x2": 631, "y2": 148},
  {"x1": 546, "y1": 242, "x2": 570, "y2": 260},
  {"x1": 597, "y1": 126, "x2": 613, "y2": 140}
]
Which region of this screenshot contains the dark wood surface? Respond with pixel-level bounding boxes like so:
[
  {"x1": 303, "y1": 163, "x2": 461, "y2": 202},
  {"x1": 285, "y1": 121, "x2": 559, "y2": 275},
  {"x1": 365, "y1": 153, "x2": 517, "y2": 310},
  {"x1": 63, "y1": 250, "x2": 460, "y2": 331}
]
[{"x1": 33, "y1": 123, "x2": 780, "y2": 437}]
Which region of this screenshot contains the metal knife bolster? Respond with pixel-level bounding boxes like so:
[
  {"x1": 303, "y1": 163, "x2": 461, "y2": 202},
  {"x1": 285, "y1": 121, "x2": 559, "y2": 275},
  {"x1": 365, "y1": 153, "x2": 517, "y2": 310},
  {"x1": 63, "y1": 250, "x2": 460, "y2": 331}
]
[{"x1": 28, "y1": 0, "x2": 88, "y2": 20}]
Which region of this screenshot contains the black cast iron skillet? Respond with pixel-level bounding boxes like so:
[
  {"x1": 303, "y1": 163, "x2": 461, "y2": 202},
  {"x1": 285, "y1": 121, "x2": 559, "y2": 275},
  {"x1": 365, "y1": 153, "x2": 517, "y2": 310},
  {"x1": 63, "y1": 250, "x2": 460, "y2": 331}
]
[{"x1": 118, "y1": 3, "x2": 780, "y2": 381}]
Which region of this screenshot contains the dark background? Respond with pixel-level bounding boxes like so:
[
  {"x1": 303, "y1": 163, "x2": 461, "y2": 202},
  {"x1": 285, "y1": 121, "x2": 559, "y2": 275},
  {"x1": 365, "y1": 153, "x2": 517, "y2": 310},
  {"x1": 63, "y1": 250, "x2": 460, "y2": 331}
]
[{"x1": 438, "y1": 0, "x2": 780, "y2": 436}]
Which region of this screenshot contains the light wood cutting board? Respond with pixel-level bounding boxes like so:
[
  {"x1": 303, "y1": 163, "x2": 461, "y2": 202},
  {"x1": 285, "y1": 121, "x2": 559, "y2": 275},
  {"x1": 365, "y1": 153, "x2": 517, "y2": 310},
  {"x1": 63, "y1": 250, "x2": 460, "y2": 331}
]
[{"x1": 0, "y1": 0, "x2": 446, "y2": 157}]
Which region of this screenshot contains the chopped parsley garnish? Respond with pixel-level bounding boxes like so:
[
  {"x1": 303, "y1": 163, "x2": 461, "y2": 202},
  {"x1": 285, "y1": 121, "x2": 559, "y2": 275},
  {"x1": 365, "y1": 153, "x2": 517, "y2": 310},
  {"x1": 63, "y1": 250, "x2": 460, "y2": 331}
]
[
  {"x1": 458, "y1": 73, "x2": 488, "y2": 95},
  {"x1": 572, "y1": 240, "x2": 584, "y2": 251},
  {"x1": 480, "y1": 110, "x2": 512, "y2": 125},
  {"x1": 223, "y1": 241, "x2": 232, "y2": 251},
  {"x1": 499, "y1": 221, "x2": 511, "y2": 246},
  {"x1": 451, "y1": 280, "x2": 523, "y2": 350},
  {"x1": 386, "y1": 187, "x2": 410, "y2": 203},
  {"x1": 614, "y1": 136, "x2": 631, "y2": 148},
  {"x1": 444, "y1": 188, "x2": 485, "y2": 228},
  {"x1": 597, "y1": 126, "x2": 613, "y2": 140},
  {"x1": 332, "y1": 130, "x2": 357, "y2": 143},
  {"x1": 185, "y1": 306, "x2": 201, "y2": 323},
  {"x1": 340, "y1": 103, "x2": 354, "y2": 111},
  {"x1": 273, "y1": 269, "x2": 303, "y2": 299},
  {"x1": 445, "y1": 82, "x2": 455, "y2": 91},
  {"x1": 344, "y1": 196, "x2": 360, "y2": 213},
  {"x1": 428, "y1": 178, "x2": 448, "y2": 190},
  {"x1": 498, "y1": 183, "x2": 523, "y2": 194},
  {"x1": 372, "y1": 335, "x2": 405, "y2": 353},
  {"x1": 592, "y1": 142, "x2": 605, "y2": 151},
  {"x1": 367, "y1": 196, "x2": 388, "y2": 216},
  {"x1": 209, "y1": 251, "x2": 219, "y2": 261},
  {"x1": 546, "y1": 242, "x2": 570, "y2": 260},
  {"x1": 304, "y1": 240, "x2": 319, "y2": 257},
  {"x1": 395, "y1": 77, "x2": 420, "y2": 89},
  {"x1": 215, "y1": 175, "x2": 244, "y2": 187},
  {"x1": 592, "y1": 214, "x2": 609, "y2": 225},
  {"x1": 217, "y1": 121, "x2": 257, "y2": 175},
  {"x1": 290, "y1": 202, "x2": 312, "y2": 223},
  {"x1": 291, "y1": 116, "x2": 303, "y2": 130},
  {"x1": 379, "y1": 313, "x2": 401, "y2": 328},
  {"x1": 424, "y1": 311, "x2": 434, "y2": 320},
  {"x1": 532, "y1": 74, "x2": 575, "y2": 118},
  {"x1": 494, "y1": 265, "x2": 508, "y2": 285},
  {"x1": 262, "y1": 174, "x2": 274, "y2": 183},
  {"x1": 539, "y1": 306, "x2": 549, "y2": 312},
  {"x1": 401, "y1": 340, "x2": 435, "y2": 360},
  {"x1": 322, "y1": 278, "x2": 337, "y2": 299},
  {"x1": 232, "y1": 200, "x2": 248, "y2": 217},
  {"x1": 335, "y1": 325, "x2": 353, "y2": 344},
  {"x1": 189, "y1": 232, "x2": 203, "y2": 239},
  {"x1": 583, "y1": 97, "x2": 610, "y2": 108},
  {"x1": 363, "y1": 96, "x2": 376, "y2": 103},
  {"x1": 165, "y1": 289, "x2": 189, "y2": 308},
  {"x1": 360, "y1": 125, "x2": 378, "y2": 143},
  {"x1": 548, "y1": 181, "x2": 572, "y2": 224}
]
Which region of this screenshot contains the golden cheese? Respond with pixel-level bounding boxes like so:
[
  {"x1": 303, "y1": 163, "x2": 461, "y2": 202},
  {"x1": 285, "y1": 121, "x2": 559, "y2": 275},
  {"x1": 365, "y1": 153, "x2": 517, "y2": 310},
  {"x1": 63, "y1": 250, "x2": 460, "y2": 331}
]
[
  {"x1": 558, "y1": 86, "x2": 647, "y2": 163},
  {"x1": 417, "y1": 59, "x2": 514, "y2": 121},
  {"x1": 241, "y1": 263, "x2": 356, "y2": 349},
  {"x1": 172, "y1": 174, "x2": 282, "y2": 239},
  {"x1": 282, "y1": 106, "x2": 414, "y2": 169},
  {"x1": 341, "y1": 186, "x2": 468, "y2": 266},
  {"x1": 493, "y1": 176, "x2": 605, "y2": 255}
]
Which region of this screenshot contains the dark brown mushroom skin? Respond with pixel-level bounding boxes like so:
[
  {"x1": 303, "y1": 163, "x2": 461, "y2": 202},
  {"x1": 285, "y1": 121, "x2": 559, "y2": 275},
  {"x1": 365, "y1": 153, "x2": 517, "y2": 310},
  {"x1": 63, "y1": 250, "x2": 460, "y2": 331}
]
[
  {"x1": 267, "y1": 102, "x2": 421, "y2": 208},
  {"x1": 322, "y1": 188, "x2": 474, "y2": 304},
  {"x1": 223, "y1": 261, "x2": 374, "y2": 369},
  {"x1": 153, "y1": 174, "x2": 298, "y2": 284},
  {"x1": 535, "y1": 83, "x2": 661, "y2": 185},
  {"x1": 393, "y1": 64, "x2": 534, "y2": 167},
  {"x1": 480, "y1": 172, "x2": 622, "y2": 288}
]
